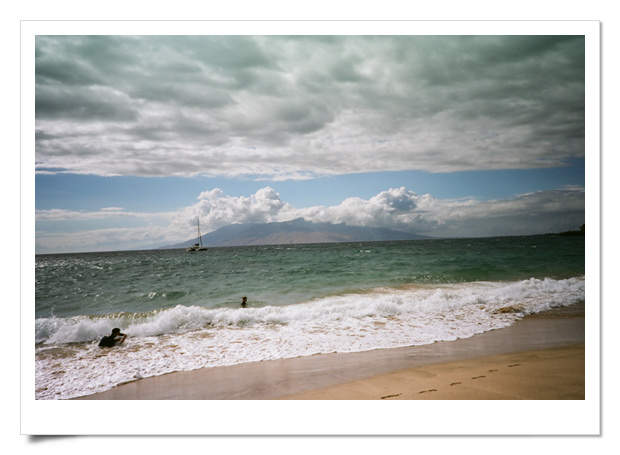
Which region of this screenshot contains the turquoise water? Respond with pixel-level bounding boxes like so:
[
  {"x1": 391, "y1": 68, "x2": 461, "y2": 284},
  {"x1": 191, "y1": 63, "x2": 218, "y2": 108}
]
[
  {"x1": 36, "y1": 236, "x2": 583, "y2": 319},
  {"x1": 35, "y1": 235, "x2": 585, "y2": 399}
]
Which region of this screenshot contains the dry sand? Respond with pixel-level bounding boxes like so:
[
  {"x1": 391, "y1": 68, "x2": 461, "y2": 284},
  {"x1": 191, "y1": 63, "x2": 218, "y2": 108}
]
[{"x1": 76, "y1": 303, "x2": 585, "y2": 400}]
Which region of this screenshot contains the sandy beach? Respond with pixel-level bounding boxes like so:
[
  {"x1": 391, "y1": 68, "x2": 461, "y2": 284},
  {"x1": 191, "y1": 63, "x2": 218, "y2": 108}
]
[
  {"x1": 76, "y1": 302, "x2": 585, "y2": 400},
  {"x1": 281, "y1": 344, "x2": 584, "y2": 400}
]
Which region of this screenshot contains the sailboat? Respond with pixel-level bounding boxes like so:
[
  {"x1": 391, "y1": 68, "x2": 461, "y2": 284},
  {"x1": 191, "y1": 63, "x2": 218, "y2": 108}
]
[{"x1": 186, "y1": 218, "x2": 208, "y2": 252}]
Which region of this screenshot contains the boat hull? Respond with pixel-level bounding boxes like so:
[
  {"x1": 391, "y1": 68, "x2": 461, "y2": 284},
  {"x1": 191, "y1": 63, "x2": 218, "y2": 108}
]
[{"x1": 186, "y1": 247, "x2": 208, "y2": 252}]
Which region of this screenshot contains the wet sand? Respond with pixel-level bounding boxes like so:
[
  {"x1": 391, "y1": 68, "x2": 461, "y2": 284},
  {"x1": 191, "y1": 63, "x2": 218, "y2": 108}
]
[{"x1": 76, "y1": 303, "x2": 585, "y2": 400}]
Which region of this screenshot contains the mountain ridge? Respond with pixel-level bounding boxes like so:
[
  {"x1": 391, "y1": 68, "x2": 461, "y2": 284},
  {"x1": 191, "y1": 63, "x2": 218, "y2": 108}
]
[{"x1": 160, "y1": 218, "x2": 429, "y2": 249}]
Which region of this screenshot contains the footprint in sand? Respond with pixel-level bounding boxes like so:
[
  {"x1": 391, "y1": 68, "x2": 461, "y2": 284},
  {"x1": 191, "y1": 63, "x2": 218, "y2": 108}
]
[
  {"x1": 488, "y1": 369, "x2": 498, "y2": 373},
  {"x1": 472, "y1": 375, "x2": 486, "y2": 379},
  {"x1": 380, "y1": 393, "x2": 402, "y2": 399},
  {"x1": 450, "y1": 382, "x2": 461, "y2": 386},
  {"x1": 508, "y1": 364, "x2": 522, "y2": 367},
  {"x1": 419, "y1": 389, "x2": 437, "y2": 394}
]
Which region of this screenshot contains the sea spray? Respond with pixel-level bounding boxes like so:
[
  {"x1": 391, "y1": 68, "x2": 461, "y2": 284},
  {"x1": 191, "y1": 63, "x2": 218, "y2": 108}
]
[{"x1": 35, "y1": 275, "x2": 584, "y2": 399}]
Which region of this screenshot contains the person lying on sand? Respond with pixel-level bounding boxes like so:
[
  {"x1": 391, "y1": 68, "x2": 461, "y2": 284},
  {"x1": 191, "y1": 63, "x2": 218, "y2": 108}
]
[{"x1": 98, "y1": 328, "x2": 127, "y2": 348}]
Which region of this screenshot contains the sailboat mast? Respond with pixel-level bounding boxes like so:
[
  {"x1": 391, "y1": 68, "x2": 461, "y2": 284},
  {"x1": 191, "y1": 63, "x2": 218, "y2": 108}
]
[{"x1": 198, "y1": 219, "x2": 203, "y2": 247}]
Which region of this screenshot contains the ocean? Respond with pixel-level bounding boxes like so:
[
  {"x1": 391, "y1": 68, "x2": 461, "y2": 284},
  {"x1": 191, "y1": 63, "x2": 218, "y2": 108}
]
[{"x1": 34, "y1": 235, "x2": 585, "y2": 399}]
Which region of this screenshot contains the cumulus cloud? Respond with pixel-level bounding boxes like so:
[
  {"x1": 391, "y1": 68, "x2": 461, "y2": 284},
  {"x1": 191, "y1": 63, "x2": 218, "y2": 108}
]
[
  {"x1": 190, "y1": 186, "x2": 293, "y2": 228},
  {"x1": 35, "y1": 185, "x2": 585, "y2": 253},
  {"x1": 288, "y1": 187, "x2": 423, "y2": 232},
  {"x1": 35, "y1": 35, "x2": 585, "y2": 179}
]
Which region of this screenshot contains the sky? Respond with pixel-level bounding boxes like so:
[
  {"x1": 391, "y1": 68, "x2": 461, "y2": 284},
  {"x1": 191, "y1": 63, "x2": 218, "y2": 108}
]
[{"x1": 34, "y1": 34, "x2": 587, "y2": 254}]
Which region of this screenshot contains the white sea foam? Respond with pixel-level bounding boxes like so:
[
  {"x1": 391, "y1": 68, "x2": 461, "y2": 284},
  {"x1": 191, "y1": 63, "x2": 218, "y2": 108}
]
[{"x1": 35, "y1": 277, "x2": 584, "y2": 399}]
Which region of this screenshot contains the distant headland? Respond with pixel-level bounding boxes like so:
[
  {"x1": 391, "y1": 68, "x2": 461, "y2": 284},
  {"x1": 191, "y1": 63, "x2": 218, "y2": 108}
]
[{"x1": 548, "y1": 224, "x2": 585, "y2": 236}]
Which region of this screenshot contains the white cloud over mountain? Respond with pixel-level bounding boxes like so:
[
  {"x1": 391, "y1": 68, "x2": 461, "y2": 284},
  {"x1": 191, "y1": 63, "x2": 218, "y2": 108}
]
[{"x1": 36, "y1": 186, "x2": 585, "y2": 253}]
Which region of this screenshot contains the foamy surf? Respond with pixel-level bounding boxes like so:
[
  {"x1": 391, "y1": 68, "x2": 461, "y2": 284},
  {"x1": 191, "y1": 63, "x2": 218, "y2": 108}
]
[{"x1": 35, "y1": 276, "x2": 584, "y2": 399}]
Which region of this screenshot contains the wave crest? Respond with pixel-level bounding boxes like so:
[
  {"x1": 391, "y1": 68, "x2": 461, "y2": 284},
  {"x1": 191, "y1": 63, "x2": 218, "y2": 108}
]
[{"x1": 35, "y1": 277, "x2": 584, "y2": 345}]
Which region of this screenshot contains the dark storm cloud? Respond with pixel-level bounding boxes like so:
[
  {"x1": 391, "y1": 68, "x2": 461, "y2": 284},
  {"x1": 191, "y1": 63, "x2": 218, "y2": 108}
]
[
  {"x1": 36, "y1": 85, "x2": 139, "y2": 121},
  {"x1": 35, "y1": 35, "x2": 585, "y2": 178}
]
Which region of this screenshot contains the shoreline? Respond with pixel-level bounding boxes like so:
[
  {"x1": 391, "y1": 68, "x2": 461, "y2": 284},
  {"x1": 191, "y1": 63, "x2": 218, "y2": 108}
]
[{"x1": 75, "y1": 302, "x2": 585, "y2": 400}]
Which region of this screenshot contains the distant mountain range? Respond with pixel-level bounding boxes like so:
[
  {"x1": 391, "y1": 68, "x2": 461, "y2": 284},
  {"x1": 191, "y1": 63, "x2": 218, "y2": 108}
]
[{"x1": 160, "y1": 218, "x2": 429, "y2": 249}]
